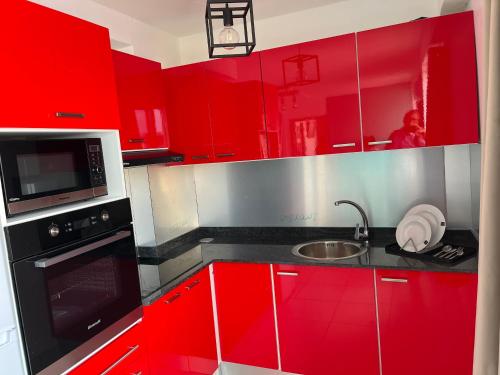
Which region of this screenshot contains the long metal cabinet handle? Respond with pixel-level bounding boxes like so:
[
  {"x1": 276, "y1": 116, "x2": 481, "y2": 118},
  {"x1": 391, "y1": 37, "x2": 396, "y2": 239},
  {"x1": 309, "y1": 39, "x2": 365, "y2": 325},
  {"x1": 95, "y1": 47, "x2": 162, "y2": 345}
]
[
  {"x1": 216, "y1": 153, "x2": 236, "y2": 158},
  {"x1": 185, "y1": 280, "x2": 201, "y2": 291},
  {"x1": 276, "y1": 272, "x2": 299, "y2": 277},
  {"x1": 191, "y1": 155, "x2": 210, "y2": 160},
  {"x1": 368, "y1": 140, "x2": 392, "y2": 146},
  {"x1": 34, "y1": 231, "x2": 131, "y2": 268},
  {"x1": 165, "y1": 293, "x2": 181, "y2": 304},
  {"x1": 55, "y1": 112, "x2": 85, "y2": 119},
  {"x1": 128, "y1": 139, "x2": 145, "y2": 143},
  {"x1": 380, "y1": 277, "x2": 408, "y2": 283},
  {"x1": 333, "y1": 143, "x2": 356, "y2": 148},
  {"x1": 100, "y1": 344, "x2": 140, "y2": 375}
]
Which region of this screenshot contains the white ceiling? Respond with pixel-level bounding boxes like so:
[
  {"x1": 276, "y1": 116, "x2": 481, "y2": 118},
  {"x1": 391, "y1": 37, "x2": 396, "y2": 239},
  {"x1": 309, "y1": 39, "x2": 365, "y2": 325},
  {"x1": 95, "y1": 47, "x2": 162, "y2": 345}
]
[{"x1": 92, "y1": 0, "x2": 347, "y2": 37}]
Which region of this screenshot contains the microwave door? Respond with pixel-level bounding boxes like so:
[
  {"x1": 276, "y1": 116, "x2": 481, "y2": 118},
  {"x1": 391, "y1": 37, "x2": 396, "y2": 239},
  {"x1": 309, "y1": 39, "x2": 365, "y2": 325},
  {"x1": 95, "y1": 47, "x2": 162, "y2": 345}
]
[{"x1": 0, "y1": 140, "x2": 93, "y2": 215}]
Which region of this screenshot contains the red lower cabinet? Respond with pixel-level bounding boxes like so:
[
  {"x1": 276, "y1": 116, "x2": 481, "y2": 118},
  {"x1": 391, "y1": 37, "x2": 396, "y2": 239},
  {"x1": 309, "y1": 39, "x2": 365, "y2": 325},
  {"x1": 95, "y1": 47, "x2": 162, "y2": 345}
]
[
  {"x1": 144, "y1": 268, "x2": 217, "y2": 375},
  {"x1": 273, "y1": 265, "x2": 380, "y2": 375},
  {"x1": 213, "y1": 263, "x2": 279, "y2": 369},
  {"x1": 69, "y1": 322, "x2": 148, "y2": 375},
  {"x1": 376, "y1": 270, "x2": 478, "y2": 375}
]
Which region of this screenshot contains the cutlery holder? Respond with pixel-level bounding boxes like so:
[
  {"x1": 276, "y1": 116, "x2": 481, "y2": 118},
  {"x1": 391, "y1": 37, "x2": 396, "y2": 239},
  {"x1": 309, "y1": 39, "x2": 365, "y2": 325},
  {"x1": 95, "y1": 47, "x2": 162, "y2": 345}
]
[{"x1": 385, "y1": 243, "x2": 477, "y2": 265}]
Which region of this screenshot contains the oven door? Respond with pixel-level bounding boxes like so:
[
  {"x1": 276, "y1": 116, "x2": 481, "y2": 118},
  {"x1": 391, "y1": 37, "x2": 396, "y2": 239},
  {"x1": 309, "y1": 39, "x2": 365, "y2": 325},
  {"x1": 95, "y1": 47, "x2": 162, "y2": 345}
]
[
  {"x1": 0, "y1": 140, "x2": 94, "y2": 216},
  {"x1": 12, "y1": 225, "x2": 142, "y2": 375}
]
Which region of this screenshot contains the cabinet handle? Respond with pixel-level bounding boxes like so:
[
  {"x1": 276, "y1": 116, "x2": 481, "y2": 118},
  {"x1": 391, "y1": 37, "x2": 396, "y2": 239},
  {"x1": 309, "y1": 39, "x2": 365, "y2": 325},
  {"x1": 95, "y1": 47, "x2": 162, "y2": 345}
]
[
  {"x1": 128, "y1": 139, "x2": 145, "y2": 144},
  {"x1": 333, "y1": 143, "x2": 356, "y2": 148},
  {"x1": 165, "y1": 293, "x2": 181, "y2": 304},
  {"x1": 368, "y1": 140, "x2": 392, "y2": 146},
  {"x1": 131, "y1": 372, "x2": 142, "y2": 375},
  {"x1": 101, "y1": 345, "x2": 139, "y2": 375},
  {"x1": 216, "y1": 153, "x2": 236, "y2": 158},
  {"x1": 55, "y1": 112, "x2": 85, "y2": 119},
  {"x1": 276, "y1": 272, "x2": 299, "y2": 277},
  {"x1": 381, "y1": 277, "x2": 408, "y2": 283},
  {"x1": 185, "y1": 279, "x2": 201, "y2": 291},
  {"x1": 191, "y1": 155, "x2": 210, "y2": 160}
]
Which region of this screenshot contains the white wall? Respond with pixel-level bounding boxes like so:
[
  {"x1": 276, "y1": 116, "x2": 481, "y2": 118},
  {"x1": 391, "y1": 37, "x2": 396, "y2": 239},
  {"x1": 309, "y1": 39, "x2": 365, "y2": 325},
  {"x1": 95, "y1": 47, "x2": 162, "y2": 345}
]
[
  {"x1": 29, "y1": 0, "x2": 180, "y2": 67},
  {"x1": 179, "y1": 0, "x2": 443, "y2": 65}
]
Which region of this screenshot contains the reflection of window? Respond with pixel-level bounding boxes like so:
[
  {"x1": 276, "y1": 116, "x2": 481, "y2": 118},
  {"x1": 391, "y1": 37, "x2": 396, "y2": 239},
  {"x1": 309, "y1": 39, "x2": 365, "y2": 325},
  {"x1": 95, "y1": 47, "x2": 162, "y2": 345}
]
[
  {"x1": 293, "y1": 118, "x2": 318, "y2": 154},
  {"x1": 282, "y1": 54, "x2": 320, "y2": 87}
]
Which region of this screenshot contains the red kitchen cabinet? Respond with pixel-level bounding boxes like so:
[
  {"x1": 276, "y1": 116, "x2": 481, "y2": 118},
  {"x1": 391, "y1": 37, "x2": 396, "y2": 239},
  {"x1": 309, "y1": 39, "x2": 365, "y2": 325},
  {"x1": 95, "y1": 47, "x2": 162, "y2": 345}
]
[
  {"x1": 112, "y1": 51, "x2": 170, "y2": 152},
  {"x1": 261, "y1": 34, "x2": 362, "y2": 158},
  {"x1": 357, "y1": 12, "x2": 479, "y2": 151},
  {"x1": 376, "y1": 269, "x2": 477, "y2": 375},
  {"x1": 163, "y1": 63, "x2": 214, "y2": 164},
  {"x1": 1, "y1": 1, "x2": 120, "y2": 130},
  {"x1": 273, "y1": 265, "x2": 379, "y2": 375},
  {"x1": 213, "y1": 263, "x2": 278, "y2": 369},
  {"x1": 69, "y1": 322, "x2": 148, "y2": 375},
  {"x1": 144, "y1": 268, "x2": 217, "y2": 375},
  {"x1": 183, "y1": 268, "x2": 218, "y2": 374},
  {"x1": 204, "y1": 55, "x2": 268, "y2": 162}
]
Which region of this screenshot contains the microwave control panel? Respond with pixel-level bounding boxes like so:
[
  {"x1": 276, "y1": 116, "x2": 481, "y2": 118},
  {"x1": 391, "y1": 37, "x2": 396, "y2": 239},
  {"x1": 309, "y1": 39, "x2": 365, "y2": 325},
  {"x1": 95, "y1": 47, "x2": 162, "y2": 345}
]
[{"x1": 87, "y1": 139, "x2": 107, "y2": 187}]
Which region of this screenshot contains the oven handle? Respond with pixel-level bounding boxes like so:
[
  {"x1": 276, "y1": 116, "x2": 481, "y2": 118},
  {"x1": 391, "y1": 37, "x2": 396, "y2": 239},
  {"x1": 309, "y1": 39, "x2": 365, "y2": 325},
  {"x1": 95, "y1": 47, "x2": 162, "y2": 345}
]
[{"x1": 34, "y1": 231, "x2": 132, "y2": 269}]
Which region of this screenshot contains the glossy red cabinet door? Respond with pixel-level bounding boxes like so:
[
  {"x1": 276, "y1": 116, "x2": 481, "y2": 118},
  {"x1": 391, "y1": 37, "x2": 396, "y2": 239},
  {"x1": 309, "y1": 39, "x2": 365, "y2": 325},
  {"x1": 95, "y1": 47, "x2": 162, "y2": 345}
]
[
  {"x1": 261, "y1": 34, "x2": 362, "y2": 158},
  {"x1": 213, "y1": 263, "x2": 278, "y2": 369},
  {"x1": 1, "y1": 1, "x2": 120, "y2": 130},
  {"x1": 358, "y1": 12, "x2": 479, "y2": 151},
  {"x1": 376, "y1": 270, "x2": 477, "y2": 375},
  {"x1": 184, "y1": 268, "x2": 218, "y2": 374},
  {"x1": 69, "y1": 322, "x2": 148, "y2": 375},
  {"x1": 273, "y1": 265, "x2": 379, "y2": 375},
  {"x1": 164, "y1": 63, "x2": 214, "y2": 164},
  {"x1": 112, "y1": 51, "x2": 170, "y2": 151},
  {"x1": 204, "y1": 55, "x2": 268, "y2": 162},
  {"x1": 144, "y1": 268, "x2": 217, "y2": 375},
  {"x1": 144, "y1": 286, "x2": 190, "y2": 375}
]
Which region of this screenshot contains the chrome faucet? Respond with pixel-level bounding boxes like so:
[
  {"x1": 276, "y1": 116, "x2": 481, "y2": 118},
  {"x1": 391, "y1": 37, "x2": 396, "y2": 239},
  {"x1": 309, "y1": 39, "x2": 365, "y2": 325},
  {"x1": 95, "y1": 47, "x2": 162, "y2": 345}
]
[{"x1": 334, "y1": 200, "x2": 369, "y2": 242}]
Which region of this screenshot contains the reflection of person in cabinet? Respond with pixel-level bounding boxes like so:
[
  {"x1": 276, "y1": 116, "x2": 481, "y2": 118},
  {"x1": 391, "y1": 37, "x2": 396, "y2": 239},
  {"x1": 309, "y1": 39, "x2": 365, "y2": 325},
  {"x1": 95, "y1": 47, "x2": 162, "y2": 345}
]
[{"x1": 390, "y1": 109, "x2": 426, "y2": 148}]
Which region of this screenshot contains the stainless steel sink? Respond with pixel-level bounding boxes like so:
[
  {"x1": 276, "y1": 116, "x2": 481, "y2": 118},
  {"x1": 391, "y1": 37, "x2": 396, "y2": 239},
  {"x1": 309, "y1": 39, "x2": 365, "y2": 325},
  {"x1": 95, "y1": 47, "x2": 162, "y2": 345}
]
[{"x1": 292, "y1": 240, "x2": 368, "y2": 261}]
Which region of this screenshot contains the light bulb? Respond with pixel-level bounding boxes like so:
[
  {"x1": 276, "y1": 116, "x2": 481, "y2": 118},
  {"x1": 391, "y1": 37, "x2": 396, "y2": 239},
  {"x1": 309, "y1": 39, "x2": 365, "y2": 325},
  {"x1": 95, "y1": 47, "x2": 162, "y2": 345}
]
[{"x1": 218, "y1": 26, "x2": 240, "y2": 50}]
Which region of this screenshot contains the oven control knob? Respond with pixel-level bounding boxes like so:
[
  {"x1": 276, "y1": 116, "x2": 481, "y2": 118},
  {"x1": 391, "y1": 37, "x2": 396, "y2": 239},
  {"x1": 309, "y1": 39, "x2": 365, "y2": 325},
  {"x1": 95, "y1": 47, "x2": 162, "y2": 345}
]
[
  {"x1": 48, "y1": 224, "x2": 60, "y2": 238},
  {"x1": 101, "y1": 210, "x2": 110, "y2": 222}
]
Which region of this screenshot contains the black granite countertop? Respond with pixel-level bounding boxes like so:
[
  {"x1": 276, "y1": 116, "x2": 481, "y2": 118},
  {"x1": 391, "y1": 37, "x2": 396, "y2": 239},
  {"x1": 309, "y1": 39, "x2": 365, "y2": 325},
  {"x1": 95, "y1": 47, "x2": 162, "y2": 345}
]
[{"x1": 138, "y1": 227, "x2": 479, "y2": 305}]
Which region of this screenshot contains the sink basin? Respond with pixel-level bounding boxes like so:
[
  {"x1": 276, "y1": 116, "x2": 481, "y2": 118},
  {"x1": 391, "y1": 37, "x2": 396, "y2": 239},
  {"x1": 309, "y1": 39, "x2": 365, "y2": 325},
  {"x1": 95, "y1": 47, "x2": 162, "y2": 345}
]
[{"x1": 292, "y1": 240, "x2": 367, "y2": 261}]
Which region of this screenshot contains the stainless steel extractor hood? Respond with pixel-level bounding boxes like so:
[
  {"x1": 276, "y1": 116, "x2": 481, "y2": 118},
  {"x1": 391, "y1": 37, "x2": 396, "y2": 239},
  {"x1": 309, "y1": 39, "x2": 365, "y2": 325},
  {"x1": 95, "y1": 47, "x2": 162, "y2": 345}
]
[{"x1": 122, "y1": 148, "x2": 184, "y2": 167}]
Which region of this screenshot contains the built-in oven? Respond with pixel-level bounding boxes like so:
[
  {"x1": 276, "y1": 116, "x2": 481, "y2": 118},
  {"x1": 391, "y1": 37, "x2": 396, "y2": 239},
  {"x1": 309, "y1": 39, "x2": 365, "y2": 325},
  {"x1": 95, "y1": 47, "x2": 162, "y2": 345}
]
[
  {"x1": 0, "y1": 138, "x2": 107, "y2": 217},
  {"x1": 5, "y1": 198, "x2": 142, "y2": 375}
]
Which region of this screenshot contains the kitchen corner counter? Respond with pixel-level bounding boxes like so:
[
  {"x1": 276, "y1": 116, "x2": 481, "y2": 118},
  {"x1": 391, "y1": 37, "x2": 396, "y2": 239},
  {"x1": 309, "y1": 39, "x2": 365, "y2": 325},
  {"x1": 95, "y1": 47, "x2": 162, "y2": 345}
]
[{"x1": 138, "y1": 227, "x2": 478, "y2": 305}]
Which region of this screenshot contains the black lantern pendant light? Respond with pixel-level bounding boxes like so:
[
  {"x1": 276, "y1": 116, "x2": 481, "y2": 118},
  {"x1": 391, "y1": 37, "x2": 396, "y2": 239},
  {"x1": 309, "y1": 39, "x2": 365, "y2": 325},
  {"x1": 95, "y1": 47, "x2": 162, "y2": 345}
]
[{"x1": 205, "y1": 0, "x2": 256, "y2": 58}]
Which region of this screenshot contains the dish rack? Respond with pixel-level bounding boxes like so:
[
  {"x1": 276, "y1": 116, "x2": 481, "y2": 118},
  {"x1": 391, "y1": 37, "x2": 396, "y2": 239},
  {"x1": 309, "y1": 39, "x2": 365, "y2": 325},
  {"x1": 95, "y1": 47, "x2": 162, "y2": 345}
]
[{"x1": 385, "y1": 242, "x2": 477, "y2": 265}]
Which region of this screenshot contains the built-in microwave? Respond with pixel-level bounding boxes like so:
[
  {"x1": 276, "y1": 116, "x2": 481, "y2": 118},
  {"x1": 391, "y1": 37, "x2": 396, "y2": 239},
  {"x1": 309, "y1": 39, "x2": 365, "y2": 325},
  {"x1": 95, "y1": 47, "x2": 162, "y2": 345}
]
[{"x1": 0, "y1": 138, "x2": 107, "y2": 216}]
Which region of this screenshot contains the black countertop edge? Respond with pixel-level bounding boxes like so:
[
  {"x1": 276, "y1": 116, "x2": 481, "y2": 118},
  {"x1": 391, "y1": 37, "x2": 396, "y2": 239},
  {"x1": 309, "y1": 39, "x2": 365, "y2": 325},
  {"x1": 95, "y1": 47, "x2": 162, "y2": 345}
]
[{"x1": 139, "y1": 227, "x2": 478, "y2": 306}]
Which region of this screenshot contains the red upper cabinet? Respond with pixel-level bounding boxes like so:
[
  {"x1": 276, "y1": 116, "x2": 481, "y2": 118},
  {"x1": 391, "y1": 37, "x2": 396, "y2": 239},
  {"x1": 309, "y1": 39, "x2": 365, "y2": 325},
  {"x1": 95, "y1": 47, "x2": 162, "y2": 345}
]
[
  {"x1": 1, "y1": 1, "x2": 120, "y2": 129},
  {"x1": 273, "y1": 265, "x2": 379, "y2": 375},
  {"x1": 376, "y1": 270, "x2": 477, "y2": 375},
  {"x1": 358, "y1": 12, "x2": 479, "y2": 151},
  {"x1": 112, "y1": 51, "x2": 170, "y2": 151},
  {"x1": 213, "y1": 263, "x2": 278, "y2": 369},
  {"x1": 163, "y1": 63, "x2": 215, "y2": 164},
  {"x1": 204, "y1": 54, "x2": 268, "y2": 162},
  {"x1": 261, "y1": 34, "x2": 362, "y2": 158}
]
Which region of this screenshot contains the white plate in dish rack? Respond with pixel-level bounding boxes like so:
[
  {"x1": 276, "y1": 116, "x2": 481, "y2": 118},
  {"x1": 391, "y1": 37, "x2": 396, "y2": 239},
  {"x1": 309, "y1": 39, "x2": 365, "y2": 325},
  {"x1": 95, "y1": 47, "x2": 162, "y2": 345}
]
[
  {"x1": 396, "y1": 214, "x2": 432, "y2": 252},
  {"x1": 405, "y1": 204, "x2": 446, "y2": 248}
]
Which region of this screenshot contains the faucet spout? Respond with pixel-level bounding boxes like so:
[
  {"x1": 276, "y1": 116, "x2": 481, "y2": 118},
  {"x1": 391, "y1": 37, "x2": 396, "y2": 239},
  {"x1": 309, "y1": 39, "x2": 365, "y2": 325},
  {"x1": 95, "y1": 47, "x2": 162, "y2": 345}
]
[{"x1": 334, "y1": 200, "x2": 369, "y2": 241}]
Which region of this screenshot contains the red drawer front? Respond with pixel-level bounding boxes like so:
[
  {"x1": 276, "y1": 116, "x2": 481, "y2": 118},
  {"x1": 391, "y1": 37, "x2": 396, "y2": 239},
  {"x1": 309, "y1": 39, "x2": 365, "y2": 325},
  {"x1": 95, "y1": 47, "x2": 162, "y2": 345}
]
[{"x1": 69, "y1": 322, "x2": 147, "y2": 375}]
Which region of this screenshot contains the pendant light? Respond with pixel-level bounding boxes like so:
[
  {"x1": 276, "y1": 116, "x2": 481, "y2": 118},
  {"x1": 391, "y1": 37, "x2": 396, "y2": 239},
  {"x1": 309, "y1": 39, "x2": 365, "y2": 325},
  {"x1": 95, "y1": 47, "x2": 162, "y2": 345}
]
[{"x1": 205, "y1": 0, "x2": 256, "y2": 58}]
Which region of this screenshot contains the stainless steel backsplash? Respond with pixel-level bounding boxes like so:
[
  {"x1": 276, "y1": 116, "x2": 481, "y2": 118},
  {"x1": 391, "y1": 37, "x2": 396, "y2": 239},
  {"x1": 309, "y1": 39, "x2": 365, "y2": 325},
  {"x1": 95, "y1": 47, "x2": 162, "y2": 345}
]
[
  {"x1": 193, "y1": 145, "x2": 480, "y2": 229},
  {"x1": 125, "y1": 145, "x2": 481, "y2": 246}
]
